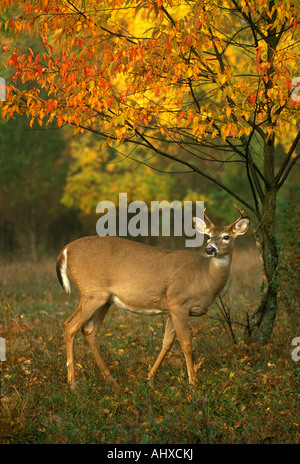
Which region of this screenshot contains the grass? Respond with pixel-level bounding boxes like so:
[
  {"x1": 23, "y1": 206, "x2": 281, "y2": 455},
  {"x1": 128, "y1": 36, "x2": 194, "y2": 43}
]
[{"x1": 0, "y1": 248, "x2": 299, "y2": 444}]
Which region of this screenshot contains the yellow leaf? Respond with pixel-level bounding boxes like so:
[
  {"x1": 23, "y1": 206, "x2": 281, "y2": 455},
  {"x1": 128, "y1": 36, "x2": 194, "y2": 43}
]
[{"x1": 226, "y1": 107, "x2": 232, "y2": 118}]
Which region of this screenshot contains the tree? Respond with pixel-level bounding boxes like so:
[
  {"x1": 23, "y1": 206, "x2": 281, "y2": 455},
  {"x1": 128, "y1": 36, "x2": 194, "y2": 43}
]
[{"x1": 0, "y1": 0, "x2": 299, "y2": 343}]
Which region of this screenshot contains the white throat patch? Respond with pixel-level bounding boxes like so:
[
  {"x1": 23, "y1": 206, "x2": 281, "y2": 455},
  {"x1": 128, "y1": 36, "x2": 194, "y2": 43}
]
[{"x1": 213, "y1": 255, "x2": 230, "y2": 267}]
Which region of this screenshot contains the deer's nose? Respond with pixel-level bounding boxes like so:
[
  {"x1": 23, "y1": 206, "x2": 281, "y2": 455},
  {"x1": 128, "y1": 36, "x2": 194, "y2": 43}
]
[{"x1": 205, "y1": 245, "x2": 218, "y2": 256}]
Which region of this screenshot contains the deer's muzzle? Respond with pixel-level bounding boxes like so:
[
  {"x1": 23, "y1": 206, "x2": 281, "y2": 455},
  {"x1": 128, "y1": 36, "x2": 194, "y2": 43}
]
[{"x1": 205, "y1": 245, "x2": 218, "y2": 256}]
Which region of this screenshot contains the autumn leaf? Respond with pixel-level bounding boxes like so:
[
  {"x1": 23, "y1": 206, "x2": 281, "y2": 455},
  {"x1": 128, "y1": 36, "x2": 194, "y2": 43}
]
[{"x1": 233, "y1": 416, "x2": 248, "y2": 429}]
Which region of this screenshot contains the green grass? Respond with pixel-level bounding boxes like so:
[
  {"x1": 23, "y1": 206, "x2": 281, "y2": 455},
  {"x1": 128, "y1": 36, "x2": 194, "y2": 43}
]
[{"x1": 0, "y1": 250, "x2": 299, "y2": 444}]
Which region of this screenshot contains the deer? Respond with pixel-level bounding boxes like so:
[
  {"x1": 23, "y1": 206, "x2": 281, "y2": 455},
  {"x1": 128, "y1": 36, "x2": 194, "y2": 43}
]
[{"x1": 56, "y1": 205, "x2": 249, "y2": 389}]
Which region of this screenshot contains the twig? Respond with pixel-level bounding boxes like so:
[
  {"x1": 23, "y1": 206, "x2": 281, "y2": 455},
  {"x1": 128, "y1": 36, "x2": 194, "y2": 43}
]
[
  {"x1": 216, "y1": 295, "x2": 237, "y2": 344},
  {"x1": 206, "y1": 294, "x2": 252, "y2": 344}
]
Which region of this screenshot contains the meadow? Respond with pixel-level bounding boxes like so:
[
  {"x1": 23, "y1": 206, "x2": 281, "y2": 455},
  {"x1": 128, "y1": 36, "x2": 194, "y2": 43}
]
[{"x1": 0, "y1": 247, "x2": 299, "y2": 444}]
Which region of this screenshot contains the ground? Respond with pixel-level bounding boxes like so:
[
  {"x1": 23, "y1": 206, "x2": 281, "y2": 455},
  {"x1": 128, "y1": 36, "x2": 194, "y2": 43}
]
[{"x1": 0, "y1": 247, "x2": 299, "y2": 444}]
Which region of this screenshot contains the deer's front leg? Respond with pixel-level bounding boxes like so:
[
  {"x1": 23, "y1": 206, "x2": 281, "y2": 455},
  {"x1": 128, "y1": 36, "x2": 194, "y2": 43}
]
[{"x1": 169, "y1": 308, "x2": 196, "y2": 386}]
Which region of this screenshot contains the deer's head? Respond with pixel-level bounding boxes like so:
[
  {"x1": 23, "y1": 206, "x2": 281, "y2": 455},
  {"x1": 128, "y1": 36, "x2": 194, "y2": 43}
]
[{"x1": 193, "y1": 205, "x2": 250, "y2": 257}]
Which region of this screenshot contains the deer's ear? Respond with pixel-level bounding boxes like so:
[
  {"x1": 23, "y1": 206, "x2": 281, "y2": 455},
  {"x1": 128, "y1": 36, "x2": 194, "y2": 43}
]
[
  {"x1": 232, "y1": 217, "x2": 250, "y2": 235},
  {"x1": 193, "y1": 216, "x2": 210, "y2": 235}
]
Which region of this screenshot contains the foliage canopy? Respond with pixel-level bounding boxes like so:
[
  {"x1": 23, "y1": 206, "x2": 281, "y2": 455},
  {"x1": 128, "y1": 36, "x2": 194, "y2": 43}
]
[{"x1": 1, "y1": 0, "x2": 299, "y2": 213}]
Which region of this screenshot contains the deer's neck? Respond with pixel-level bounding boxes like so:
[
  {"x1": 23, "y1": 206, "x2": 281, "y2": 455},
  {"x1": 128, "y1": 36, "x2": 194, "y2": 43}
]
[{"x1": 208, "y1": 254, "x2": 232, "y2": 292}]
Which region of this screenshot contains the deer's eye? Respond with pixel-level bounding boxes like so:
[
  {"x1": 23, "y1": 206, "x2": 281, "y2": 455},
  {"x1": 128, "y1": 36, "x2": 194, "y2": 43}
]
[{"x1": 223, "y1": 235, "x2": 230, "y2": 241}]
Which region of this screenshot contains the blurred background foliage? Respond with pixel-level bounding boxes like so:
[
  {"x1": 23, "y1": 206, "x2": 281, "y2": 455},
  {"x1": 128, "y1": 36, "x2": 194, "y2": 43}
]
[{"x1": 0, "y1": 114, "x2": 298, "y2": 255}]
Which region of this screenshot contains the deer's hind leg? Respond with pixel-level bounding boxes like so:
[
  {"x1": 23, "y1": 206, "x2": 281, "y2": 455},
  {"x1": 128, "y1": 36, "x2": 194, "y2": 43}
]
[
  {"x1": 148, "y1": 316, "x2": 176, "y2": 384},
  {"x1": 64, "y1": 293, "x2": 111, "y2": 389},
  {"x1": 82, "y1": 302, "x2": 118, "y2": 386}
]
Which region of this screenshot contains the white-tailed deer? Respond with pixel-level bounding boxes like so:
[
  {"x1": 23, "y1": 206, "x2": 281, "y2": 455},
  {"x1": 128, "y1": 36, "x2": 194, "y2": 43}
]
[{"x1": 56, "y1": 205, "x2": 249, "y2": 388}]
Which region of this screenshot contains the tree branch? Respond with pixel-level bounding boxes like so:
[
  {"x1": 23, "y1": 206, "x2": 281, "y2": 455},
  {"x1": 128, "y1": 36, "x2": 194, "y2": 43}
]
[
  {"x1": 130, "y1": 126, "x2": 257, "y2": 216},
  {"x1": 276, "y1": 129, "x2": 300, "y2": 189}
]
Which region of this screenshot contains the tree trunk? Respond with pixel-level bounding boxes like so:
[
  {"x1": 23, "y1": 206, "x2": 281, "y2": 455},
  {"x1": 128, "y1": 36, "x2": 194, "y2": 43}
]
[
  {"x1": 249, "y1": 194, "x2": 279, "y2": 343},
  {"x1": 246, "y1": 134, "x2": 279, "y2": 343}
]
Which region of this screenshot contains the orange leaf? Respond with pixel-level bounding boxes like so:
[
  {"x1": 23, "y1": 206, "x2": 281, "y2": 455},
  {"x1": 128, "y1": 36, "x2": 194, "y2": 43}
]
[
  {"x1": 146, "y1": 69, "x2": 152, "y2": 79},
  {"x1": 177, "y1": 111, "x2": 186, "y2": 123},
  {"x1": 57, "y1": 116, "x2": 64, "y2": 127},
  {"x1": 46, "y1": 100, "x2": 53, "y2": 112}
]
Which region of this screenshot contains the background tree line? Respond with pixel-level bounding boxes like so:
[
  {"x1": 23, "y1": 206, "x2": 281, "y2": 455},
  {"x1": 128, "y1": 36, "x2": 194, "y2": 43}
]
[{"x1": 0, "y1": 113, "x2": 298, "y2": 256}]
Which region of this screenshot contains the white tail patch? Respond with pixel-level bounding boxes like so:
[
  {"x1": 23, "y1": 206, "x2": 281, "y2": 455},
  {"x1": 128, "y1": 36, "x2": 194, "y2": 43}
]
[{"x1": 61, "y1": 248, "x2": 71, "y2": 294}]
